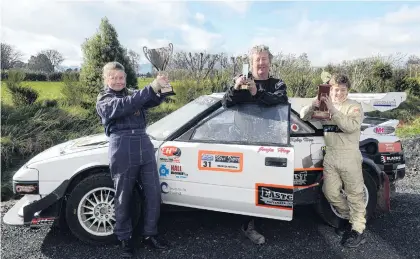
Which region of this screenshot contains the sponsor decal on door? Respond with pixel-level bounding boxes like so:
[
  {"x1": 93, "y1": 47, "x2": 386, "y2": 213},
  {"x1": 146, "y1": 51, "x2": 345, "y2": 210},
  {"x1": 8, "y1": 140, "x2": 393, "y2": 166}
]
[
  {"x1": 198, "y1": 150, "x2": 243, "y2": 173},
  {"x1": 255, "y1": 183, "x2": 294, "y2": 210}
]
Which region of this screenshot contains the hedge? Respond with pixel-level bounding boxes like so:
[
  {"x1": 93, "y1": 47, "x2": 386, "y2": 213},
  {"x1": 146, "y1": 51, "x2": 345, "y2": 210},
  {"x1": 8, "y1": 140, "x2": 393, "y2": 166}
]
[{"x1": 1, "y1": 70, "x2": 80, "y2": 82}]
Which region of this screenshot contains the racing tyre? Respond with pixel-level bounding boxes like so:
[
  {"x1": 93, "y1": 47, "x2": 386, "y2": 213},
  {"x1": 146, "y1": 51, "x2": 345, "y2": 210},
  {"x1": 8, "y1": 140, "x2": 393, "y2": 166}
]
[
  {"x1": 65, "y1": 173, "x2": 142, "y2": 245},
  {"x1": 315, "y1": 167, "x2": 377, "y2": 228}
]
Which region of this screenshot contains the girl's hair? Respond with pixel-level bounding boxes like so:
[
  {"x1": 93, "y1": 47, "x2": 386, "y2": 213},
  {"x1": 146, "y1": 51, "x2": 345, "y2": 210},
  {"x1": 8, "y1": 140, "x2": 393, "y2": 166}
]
[{"x1": 102, "y1": 61, "x2": 126, "y2": 89}]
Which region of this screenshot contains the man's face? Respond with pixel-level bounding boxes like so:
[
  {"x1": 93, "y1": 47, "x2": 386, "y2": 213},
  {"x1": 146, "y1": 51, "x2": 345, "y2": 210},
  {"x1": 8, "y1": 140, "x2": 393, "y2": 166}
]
[
  {"x1": 330, "y1": 84, "x2": 348, "y2": 103},
  {"x1": 252, "y1": 51, "x2": 270, "y2": 79},
  {"x1": 106, "y1": 70, "x2": 126, "y2": 91}
]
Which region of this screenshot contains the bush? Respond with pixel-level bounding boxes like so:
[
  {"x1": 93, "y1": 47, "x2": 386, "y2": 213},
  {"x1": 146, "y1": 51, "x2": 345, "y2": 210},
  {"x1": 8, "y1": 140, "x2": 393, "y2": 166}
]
[
  {"x1": 48, "y1": 72, "x2": 63, "y2": 81},
  {"x1": 1, "y1": 102, "x2": 101, "y2": 200},
  {"x1": 0, "y1": 70, "x2": 80, "y2": 81},
  {"x1": 62, "y1": 71, "x2": 84, "y2": 105},
  {"x1": 4, "y1": 69, "x2": 39, "y2": 106}
]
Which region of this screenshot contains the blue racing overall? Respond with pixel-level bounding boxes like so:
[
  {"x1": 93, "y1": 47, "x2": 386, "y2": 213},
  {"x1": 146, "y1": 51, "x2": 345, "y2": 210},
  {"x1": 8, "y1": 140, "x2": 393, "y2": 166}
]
[{"x1": 96, "y1": 85, "x2": 165, "y2": 241}]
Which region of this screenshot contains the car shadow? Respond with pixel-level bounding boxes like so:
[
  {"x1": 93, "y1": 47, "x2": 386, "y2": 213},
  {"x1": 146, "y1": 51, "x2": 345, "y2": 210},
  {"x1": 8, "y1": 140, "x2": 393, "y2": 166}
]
[{"x1": 39, "y1": 193, "x2": 420, "y2": 259}]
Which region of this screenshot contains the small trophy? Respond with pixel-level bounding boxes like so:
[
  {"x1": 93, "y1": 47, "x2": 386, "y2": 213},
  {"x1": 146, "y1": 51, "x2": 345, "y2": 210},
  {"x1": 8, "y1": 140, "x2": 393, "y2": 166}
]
[
  {"x1": 143, "y1": 43, "x2": 176, "y2": 97},
  {"x1": 312, "y1": 84, "x2": 331, "y2": 120}
]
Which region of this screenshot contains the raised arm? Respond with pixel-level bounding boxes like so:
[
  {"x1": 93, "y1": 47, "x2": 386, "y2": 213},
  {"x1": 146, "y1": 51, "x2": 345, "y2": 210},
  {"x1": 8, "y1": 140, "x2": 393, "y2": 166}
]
[{"x1": 96, "y1": 85, "x2": 158, "y2": 122}]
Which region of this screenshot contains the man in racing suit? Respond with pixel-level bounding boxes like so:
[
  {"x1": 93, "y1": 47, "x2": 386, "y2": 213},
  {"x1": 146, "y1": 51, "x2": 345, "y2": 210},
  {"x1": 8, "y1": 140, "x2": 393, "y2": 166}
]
[
  {"x1": 96, "y1": 62, "x2": 169, "y2": 257},
  {"x1": 300, "y1": 74, "x2": 366, "y2": 248},
  {"x1": 222, "y1": 45, "x2": 288, "y2": 245}
]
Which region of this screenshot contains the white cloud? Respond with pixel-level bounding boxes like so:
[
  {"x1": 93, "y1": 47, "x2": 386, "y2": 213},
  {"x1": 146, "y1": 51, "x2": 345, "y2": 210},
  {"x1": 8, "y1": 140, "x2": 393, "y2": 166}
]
[
  {"x1": 249, "y1": 4, "x2": 420, "y2": 66},
  {"x1": 0, "y1": 0, "x2": 222, "y2": 67},
  {"x1": 2, "y1": 0, "x2": 419, "y2": 69},
  {"x1": 195, "y1": 12, "x2": 206, "y2": 24}
]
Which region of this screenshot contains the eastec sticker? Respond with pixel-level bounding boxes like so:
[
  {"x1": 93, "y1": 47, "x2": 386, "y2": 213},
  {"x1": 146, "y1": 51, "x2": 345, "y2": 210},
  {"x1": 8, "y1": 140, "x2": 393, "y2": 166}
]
[{"x1": 255, "y1": 183, "x2": 294, "y2": 210}]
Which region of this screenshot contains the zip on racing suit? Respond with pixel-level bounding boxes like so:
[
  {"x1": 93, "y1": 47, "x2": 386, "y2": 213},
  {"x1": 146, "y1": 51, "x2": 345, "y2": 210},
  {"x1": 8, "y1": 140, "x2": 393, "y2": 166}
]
[
  {"x1": 96, "y1": 85, "x2": 165, "y2": 243},
  {"x1": 300, "y1": 98, "x2": 366, "y2": 235},
  {"x1": 222, "y1": 74, "x2": 289, "y2": 245}
]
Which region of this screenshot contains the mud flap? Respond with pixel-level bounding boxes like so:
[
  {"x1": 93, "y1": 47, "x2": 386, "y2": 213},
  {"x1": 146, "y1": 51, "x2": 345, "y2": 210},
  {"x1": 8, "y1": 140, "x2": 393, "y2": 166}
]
[{"x1": 375, "y1": 171, "x2": 391, "y2": 214}]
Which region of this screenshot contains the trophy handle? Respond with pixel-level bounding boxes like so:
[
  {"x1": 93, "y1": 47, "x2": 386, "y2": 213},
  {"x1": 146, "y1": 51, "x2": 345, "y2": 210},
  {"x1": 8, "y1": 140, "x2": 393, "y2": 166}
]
[
  {"x1": 143, "y1": 46, "x2": 151, "y2": 64},
  {"x1": 162, "y1": 43, "x2": 174, "y2": 71}
]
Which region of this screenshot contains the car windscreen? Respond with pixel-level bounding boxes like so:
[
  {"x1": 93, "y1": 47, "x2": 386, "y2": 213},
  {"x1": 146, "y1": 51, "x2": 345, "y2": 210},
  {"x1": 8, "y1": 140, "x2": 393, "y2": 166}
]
[
  {"x1": 192, "y1": 103, "x2": 290, "y2": 146},
  {"x1": 146, "y1": 95, "x2": 220, "y2": 140}
]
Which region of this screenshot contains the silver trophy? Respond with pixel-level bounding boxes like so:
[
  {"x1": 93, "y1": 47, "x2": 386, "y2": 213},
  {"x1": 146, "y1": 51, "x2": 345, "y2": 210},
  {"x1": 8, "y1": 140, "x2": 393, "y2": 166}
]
[{"x1": 143, "y1": 43, "x2": 175, "y2": 96}]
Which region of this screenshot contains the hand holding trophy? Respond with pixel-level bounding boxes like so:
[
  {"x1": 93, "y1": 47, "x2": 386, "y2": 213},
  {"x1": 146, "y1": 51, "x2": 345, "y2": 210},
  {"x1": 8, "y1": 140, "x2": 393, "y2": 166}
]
[
  {"x1": 312, "y1": 70, "x2": 332, "y2": 120},
  {"x1": 143, "y1": 43, "x2": 176, "y2": 97}
]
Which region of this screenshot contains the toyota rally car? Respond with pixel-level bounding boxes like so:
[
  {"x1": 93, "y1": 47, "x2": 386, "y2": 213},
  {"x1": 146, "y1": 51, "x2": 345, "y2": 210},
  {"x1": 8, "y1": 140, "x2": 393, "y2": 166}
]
[{"x1": 3, "y1": 91, "x2": 407, "y2": 245}]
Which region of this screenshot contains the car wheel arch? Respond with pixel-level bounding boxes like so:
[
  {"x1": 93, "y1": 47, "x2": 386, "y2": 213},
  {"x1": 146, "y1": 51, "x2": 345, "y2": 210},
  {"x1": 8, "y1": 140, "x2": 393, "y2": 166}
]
[
  {"x1": 362, "y1": 156, "x2": 381, "y2": 189},
  {"x1": 56, "y1": 166, "x2": 110, "y2": 225}
]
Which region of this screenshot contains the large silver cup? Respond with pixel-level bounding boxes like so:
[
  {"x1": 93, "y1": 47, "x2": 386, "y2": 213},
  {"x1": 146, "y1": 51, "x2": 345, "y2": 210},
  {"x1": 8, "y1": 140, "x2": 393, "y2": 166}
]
[{"x1": 143, "y1": 43, "x2": 175, "y2": 97}]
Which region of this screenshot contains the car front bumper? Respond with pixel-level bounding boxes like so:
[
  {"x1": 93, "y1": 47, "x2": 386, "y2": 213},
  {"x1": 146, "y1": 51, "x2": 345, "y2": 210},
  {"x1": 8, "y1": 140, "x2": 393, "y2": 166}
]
[{"x1": 3, "y1": 180, "x2": 69, "y2": 227}]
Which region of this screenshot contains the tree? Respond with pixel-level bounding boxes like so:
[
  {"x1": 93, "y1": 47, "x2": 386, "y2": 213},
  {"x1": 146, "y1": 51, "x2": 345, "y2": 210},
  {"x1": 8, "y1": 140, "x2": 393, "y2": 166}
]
[
  {"x1": 79, "y1": 17, "x2": 137, "y2": 97},
  {"x1": 27, "y1": 53, "x2": 54, "y2": 73},
  {"x1": 40, "y1": 49, "x2": 64, "y2": 71},
  {"x1": 1, "y1": 43, "x2": 23, "y2": 70},
  {"x1": 373, "y1": 62, "x2": 393, "y2": 92},
  {"x1": 127, "y1": 49, "x2": 141, "y2": 75}
]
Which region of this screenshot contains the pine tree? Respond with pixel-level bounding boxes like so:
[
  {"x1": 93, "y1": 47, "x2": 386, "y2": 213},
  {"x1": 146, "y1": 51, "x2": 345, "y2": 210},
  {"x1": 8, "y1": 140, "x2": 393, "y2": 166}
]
[{"x1": 80, "y1": 17, "x2": 137, "y2": 98}]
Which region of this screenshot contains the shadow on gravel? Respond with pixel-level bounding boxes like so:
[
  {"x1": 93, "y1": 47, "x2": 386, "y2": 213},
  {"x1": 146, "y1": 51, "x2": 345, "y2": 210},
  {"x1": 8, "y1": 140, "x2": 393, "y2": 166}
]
[
  {"x1": 40, "y1": 205, "x2": 343, "y2": 259},
  {"x1": 38, "y1": 193, "x2": 420, "y2": 259}
]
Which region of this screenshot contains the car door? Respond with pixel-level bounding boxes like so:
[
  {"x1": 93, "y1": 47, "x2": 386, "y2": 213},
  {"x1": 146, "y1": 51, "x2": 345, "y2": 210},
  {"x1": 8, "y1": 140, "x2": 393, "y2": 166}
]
[{"x1": 157, "y1": 103, "x2": 295, "y2": 221}]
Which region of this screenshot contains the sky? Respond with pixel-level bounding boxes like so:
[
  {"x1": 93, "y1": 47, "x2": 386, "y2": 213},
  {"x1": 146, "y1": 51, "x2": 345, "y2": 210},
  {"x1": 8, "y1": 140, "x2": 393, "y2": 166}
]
[{"x1": 1, "y1": 0, "x2": 420, "y2": 70}]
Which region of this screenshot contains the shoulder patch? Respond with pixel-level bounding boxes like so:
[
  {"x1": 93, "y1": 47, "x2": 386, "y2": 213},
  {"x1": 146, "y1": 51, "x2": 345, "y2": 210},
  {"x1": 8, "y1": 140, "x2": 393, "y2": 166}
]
[{"x1": 275, "y1": 80, "x2": 285, "y2": 90}]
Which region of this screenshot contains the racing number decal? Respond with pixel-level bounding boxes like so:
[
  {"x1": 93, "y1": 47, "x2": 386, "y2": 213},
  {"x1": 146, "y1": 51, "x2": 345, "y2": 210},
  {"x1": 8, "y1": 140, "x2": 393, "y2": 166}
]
[{"x1": 198, "y1": 150, "x2": 243, "y2": 173}]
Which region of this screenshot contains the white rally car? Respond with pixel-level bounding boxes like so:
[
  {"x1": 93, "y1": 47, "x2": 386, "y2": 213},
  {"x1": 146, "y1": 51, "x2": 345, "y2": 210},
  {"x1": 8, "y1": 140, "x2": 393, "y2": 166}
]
[{"x1": 3, "y1": 91, "x2": 407, "y2": 245}]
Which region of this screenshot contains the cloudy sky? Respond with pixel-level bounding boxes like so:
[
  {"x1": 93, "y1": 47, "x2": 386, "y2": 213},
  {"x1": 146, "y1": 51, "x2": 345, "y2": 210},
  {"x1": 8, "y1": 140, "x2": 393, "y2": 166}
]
[{"x1": 2, "y1": 0, "x2": 420, "y2": 69}]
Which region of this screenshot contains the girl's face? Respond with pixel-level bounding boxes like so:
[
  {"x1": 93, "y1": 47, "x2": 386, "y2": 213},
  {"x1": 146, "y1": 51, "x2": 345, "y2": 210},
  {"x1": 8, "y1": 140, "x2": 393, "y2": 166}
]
[
  {"x1": 106, "y1": 70, "x2": 126, "y2": 91},
  {"x1": 330, "y1": 84, "x2": 348, "y2": 103}
]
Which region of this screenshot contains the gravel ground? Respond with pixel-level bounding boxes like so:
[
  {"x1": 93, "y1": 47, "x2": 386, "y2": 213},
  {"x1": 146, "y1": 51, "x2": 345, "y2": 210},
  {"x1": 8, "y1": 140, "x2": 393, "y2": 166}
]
[{"x1": 2, "y1": 138, "x2": 419, "y2": 259}]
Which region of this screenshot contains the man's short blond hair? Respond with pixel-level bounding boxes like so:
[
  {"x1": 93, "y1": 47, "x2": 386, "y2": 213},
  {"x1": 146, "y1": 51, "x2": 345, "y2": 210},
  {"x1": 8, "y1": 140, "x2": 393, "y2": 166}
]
[{"x1": 248, "y1": 45, "x2": 273, "y2": 66}]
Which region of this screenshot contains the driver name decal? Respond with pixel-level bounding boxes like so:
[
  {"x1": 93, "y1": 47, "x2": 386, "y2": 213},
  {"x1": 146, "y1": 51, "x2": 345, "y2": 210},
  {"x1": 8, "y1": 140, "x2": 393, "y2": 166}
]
[
  {"x1": 198, "y1": 150, "x2": 243, "y2": 173},
  {"x1": 255, "y1": 183, "x2": 294, "y2": 210},
  {"x1": 257, "y1": 146, "x2": 291, "y2": 154}
]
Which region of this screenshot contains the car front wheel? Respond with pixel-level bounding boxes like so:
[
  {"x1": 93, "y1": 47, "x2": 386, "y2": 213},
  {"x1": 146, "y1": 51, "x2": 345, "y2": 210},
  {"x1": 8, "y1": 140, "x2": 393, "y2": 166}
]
[{"x1": 65, "y1": 173, "x2": 142, "y2": 245}]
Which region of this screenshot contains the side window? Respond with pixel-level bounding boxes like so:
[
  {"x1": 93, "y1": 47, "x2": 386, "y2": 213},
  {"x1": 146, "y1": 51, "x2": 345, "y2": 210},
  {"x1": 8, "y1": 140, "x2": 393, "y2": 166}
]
[
  {"x1": 191, "y1": 104, "x2": 290, "y2": 145},
  {"x1": 290, "y1": 113, "x2": 315, "y2": 135}
]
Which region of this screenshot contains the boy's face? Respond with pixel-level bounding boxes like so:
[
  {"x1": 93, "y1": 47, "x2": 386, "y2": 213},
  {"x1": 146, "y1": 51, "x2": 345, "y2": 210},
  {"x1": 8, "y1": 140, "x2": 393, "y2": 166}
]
[{"x1": 330, "y1": 83, "x2": 348, "y2": 103}]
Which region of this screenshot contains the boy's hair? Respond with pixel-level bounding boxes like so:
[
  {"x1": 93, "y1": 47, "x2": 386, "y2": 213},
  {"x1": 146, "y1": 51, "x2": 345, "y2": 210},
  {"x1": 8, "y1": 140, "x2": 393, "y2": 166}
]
[{"x1": 330, "y1": 73, "x2": 351, "y2": 89}]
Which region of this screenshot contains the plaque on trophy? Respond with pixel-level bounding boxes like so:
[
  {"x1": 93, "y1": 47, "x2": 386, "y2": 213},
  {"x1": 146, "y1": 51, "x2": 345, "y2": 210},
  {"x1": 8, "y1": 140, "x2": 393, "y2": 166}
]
[
  {"x1": 312, "y1": 84, "x2": 331, "y2": 120},
  {"x1": 143, "y1": 43, "x2": 176, "y2": 97}
]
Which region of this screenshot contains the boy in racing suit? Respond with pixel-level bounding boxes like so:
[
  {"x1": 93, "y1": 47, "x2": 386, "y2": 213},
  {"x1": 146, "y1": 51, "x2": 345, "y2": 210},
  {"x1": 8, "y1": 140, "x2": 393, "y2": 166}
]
[
  {"x1": 222, "y1": 45, "x2": 288, "y2": 245},
  {"x1": 300, "y1": 74, "x2": 366, "y2": 248}
]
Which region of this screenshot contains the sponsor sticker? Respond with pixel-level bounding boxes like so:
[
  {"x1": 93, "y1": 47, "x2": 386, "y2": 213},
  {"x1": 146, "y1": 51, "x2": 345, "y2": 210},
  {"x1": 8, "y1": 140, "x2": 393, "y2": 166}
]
[
  {"x1": 161, "y1": 146, "x2": 182, "y2": 157},
  {"x1": 378, "y1": 142, "x2": 402, "y2": 153},
  {"x1": 160, "y1": 182, "x2": 186, "y2": 195},
  {"x1": 170, "y1": 164, "x2": 188, "y2": 179},
  {"x1": 198, "y1": 150, "x2": 243, "y2": 172},
  {"x1": 255, "y1": 184, "x2": 294, "y2": 210},
  {"x1": 291, "y1": 123, "x2": 299, "y2": 132},
  {"x1": 159, "y1": 164, "x2": 170, "y2": 177}
]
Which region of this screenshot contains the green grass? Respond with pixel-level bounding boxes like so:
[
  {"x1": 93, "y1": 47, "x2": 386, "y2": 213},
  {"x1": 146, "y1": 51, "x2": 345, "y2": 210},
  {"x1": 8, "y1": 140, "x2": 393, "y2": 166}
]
[{"x1": 1, "y1": 81, "x2": 65, "y2": 105}]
